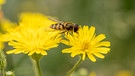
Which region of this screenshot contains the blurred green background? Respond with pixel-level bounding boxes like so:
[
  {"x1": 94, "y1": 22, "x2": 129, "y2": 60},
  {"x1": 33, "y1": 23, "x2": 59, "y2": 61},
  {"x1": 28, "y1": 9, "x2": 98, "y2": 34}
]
[{"x1": 2, "y1": 0, "x2": 135, "y2": 76}]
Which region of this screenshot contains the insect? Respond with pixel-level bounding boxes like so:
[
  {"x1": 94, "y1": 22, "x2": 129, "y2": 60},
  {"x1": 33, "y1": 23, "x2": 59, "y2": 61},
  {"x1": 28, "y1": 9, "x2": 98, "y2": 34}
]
[{"x1": 49, "y1": 18, "x2": 80, "y2": 33}]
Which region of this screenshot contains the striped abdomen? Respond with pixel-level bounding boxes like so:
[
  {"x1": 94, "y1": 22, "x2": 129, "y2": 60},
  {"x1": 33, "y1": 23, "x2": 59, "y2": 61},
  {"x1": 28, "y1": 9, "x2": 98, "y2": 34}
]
[{"x1": 50, "y1": 22, "x2": 79, "y2": 32}]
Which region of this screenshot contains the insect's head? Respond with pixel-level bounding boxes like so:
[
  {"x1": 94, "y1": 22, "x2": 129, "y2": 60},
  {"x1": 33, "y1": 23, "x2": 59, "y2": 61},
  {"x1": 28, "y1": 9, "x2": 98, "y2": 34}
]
[{"x1": 74, "y1": 24, "x2": 79, "y2": 32}]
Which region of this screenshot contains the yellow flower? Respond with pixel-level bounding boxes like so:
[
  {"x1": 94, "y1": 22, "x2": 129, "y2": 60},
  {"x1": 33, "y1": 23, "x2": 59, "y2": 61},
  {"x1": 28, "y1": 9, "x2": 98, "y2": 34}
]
[
  {"x1": 89, "y1": 71, "x2": 96, "y2": 76},
  {"x1": 0, "y1": 19, "x2": 16, "y2": 33},
  {"x1": 0, "y1": 0, "x2": 5, "y2": 5},
  {"x1": 0, "y1": 42, "x2": 3, "y2": 49},
  {"x1": 19, "y1": 12, "x2": 56, "y2": 28},
  {"x1": 3, "y1": 13, "x2": 61, "y2": 56},
  {"x1": 115, "y1": 70, "x2": 133, "y2": 76},
  {"x1": 6, "y1": 26, "x2": 61, "y2": 55},
  {"x1": 0, "y1": 35, "x2": 4, "y2": 49},
  {"x1": 62, "y1": 26, "x2": 110, "y2": 62},
  {"x1": 0, "y1": 0, "x2": 5, "y2": 9},
  {"x1": 0, "y1": 19, "x2": 16, "y2": 49}
]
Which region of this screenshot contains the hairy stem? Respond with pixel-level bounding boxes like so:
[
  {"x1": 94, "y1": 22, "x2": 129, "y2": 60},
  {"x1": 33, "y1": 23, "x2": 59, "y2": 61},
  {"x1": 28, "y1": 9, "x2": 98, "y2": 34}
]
[{"x1": 66, "y1": 56, "x2": 82, "y2": 76}]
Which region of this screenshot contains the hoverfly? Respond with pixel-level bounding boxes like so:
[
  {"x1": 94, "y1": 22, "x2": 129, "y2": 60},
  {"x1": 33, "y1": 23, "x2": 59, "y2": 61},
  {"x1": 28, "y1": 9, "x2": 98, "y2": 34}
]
[{"x1": 49, "y1": 17, "x2": 80, "y2": 33}]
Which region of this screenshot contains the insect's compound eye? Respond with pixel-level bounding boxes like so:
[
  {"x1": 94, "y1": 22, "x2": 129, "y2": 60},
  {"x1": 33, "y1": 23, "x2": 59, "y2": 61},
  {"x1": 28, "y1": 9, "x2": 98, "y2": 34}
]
[
  {"x1": 75, "y1": 24, "x2": 79, "y2": 27},
  {"x1": 74, "y1": 24, "x2": 79, "y2": 32}
]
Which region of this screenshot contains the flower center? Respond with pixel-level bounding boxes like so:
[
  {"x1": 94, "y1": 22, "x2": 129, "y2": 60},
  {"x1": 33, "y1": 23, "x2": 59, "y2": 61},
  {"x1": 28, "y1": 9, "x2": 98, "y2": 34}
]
[{"x1": 82, "y1": 41, "x2": 90, "y2": 52}]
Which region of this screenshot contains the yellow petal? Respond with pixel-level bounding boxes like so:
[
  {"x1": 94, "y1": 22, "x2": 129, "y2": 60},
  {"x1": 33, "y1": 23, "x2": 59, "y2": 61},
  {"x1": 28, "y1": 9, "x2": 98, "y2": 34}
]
[
  {"x1": 44, "y1": 44, "x2": 58, "y2": 50},
  {"x1": 71, "y1": 51, "x2": 82, "y2": 57},
  {"x1": 41, "y1": 50, "x2": 47, "y2": 55},
  {"x1": 87, "y1": 53, "x2": 96, "y2": 62},
  {"x1": 88, "y1": 26, "x2": 95, "y2": 41},
  {"x1": 28, "y1": 51, "x2": 35, "y2": 56},
  {"x1": 96, "y1": 41, "x2": 110, "y2": 47},
  {"x1": 82, "y1": 52, "x2": 86, "y2": 60},
  {"x1": 93, "y1": 52, "x2": 104, "y2": 59},
  {"x1": 61, "y1": 40, "x2": 69, "y2": 45},
  {"x1": 14, "y1": 50, "x2": 25, "y2": 54},
  {"x1": 92, "y1": 34, "x2": 106, "y2": 45},
  {"x1": 96, "y1": 47, "x2": 110, "y2": 54},
  {"x1": 6, "y1": 49, "x2": 16, "y2": 54}
]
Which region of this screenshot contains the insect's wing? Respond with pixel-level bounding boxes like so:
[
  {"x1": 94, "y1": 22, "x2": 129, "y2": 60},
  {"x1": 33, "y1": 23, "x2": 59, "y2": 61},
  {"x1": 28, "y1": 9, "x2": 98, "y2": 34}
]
[{"x1": 48, "y1": 16, "x2": 64, "y2": 23}]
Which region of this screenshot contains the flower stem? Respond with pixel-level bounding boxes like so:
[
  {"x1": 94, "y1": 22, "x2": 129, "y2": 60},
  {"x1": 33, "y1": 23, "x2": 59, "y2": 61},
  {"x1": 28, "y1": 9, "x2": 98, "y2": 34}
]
[
  {"x1": 32, "y1": 59, "x2": 42, "y2": 76},
  {"x1": 36, "y1": 60, "x2": 42, "y2": 76},
  {"x1": 1, "y1": 69, "x2": 5, "y2": 76},
  {"x1": 66, "y1": 56, "x2": 82, "y2": 76}
]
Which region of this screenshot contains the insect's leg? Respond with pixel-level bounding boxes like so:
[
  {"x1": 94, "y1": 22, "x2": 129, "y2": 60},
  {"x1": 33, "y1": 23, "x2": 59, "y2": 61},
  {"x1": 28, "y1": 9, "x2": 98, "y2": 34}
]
[{"x1": 59, "y1": 31, "x2": 66, "y2": 34}]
